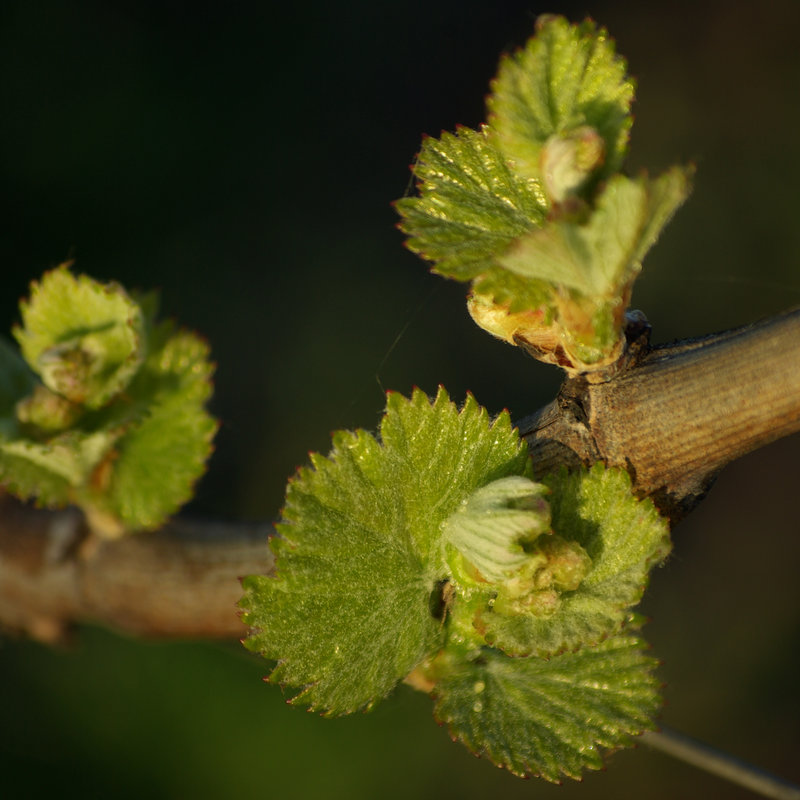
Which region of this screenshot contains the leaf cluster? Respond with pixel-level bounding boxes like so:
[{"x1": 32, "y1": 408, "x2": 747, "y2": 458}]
[
  {"x1": 396, "y1": 15, "x2": 691, "y2": 372},
  {"x1": 241, "y1": 388, "x2": 670, "y2": 780},
  {"x1": 0, "y1": 265, "x2": 216, "y2": 536}
]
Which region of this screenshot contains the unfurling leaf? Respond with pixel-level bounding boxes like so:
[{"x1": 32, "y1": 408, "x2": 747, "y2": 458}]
[
  {"x1": 443, "y1": 475, "x2": 551, "y2": 583},
  {"x1": 492, "y1": 168, "x2": 692, "y2": 368},
  {"x1": 488, "y1": 15, "x2": 634, "y2": 192},
  {"x1": 79, "y1": 322, "x2": 217, "y2": 532},
  {"x1": 14, "y1": 265, "x2": 144, "y2": 409},
  {"x1": 473, "y1": 463, "x2": 670, "y2": 657},
  {"x1": 499, "y1": 170, "x2": 691, "y2": 298}
]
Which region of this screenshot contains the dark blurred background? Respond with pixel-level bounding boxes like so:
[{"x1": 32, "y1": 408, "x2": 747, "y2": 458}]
[{"x1": 1, "y1": 1, "x2": 798, "y2": 797}]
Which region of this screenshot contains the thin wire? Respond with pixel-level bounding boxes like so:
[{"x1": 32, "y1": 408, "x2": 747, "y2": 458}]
[
  {"x1": 338, "y1": 282, "x2": 441, "y2": 421},
  {"x1": 642, "y1": 726, "x2": 800, "y2": 800},
  {"x1": 374, "y1": 283, "x2": 440, "y2": 397}
]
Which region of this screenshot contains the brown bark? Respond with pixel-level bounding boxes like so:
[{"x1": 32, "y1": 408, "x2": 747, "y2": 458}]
[
  {"x1": 518, "y1": 307, "x2": 800, "y2": 520},
  {"x1": 0, "y1": 498, "x2": 273, "y2": 642},
  {"x1": 0, "y1": 308, "x2": 798, "y2": 640}
]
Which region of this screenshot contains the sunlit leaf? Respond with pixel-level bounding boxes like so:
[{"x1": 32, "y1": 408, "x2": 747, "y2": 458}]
[
  {"x1": 488, "y1": 15, "x2": 634, "y2": 190},
  {"x1": 432, "y1": 633, "x2": 661, "y2": 781},
  {"x1": 241, "y1": 387, "x2": 530, "y2": 714}
]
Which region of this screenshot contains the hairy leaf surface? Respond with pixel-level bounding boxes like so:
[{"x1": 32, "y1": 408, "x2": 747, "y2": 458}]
[
  {"x1": 396, "y1": 126, "x2": 547, "y2": 281},
  {"x1": 432, "y1": 633, "x2": 661, "y2": 782}
]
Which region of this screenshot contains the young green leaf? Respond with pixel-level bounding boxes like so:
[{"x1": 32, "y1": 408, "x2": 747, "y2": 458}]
[
  {"x1": 488, "y1": 15, "x2": 634, "y2": 192},
  {"x1": 242, "y1": 389, "x2": 671, "y2": 777},
  {"x1": 431, "y1": 633, "x2": 661, "y2": 782},
  {"x1": 0, "y1": 429, "x2": 118, "y2": 507},
  {"x1": 499, "y1": 169, "x2": 691, "y2": 298},
  {"x1": 395, "y1": 125, "x2": 548, "y2": 282},
  {"x1": 472, "y1": 168, "x2": 691, "y2": 371},
  {"x1": 13, "y1": 265, "x2": 144, "y2": 409},
  {"x1": 240, "y1": 387, "x2": 531, "y2": 715}
]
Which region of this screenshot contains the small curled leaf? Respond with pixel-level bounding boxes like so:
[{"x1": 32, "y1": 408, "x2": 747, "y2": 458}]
[
  {"x1": 442, "y1": 475, "x2": 551, "y2": 583},
  {"x1": 14, "y1": 265, "x2": 144, "y2": 409},
  {"x1": 488, "y1": 15, "x2": 634, "y2": 189}
]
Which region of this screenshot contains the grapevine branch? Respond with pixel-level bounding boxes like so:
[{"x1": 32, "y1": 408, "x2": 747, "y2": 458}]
[
  {"x1": 0, "y1": 307, "x2": 798, "y2": 640},
  {"x1": 0, "y1": 497, "x2": 273, "y2": 642},
  {"x1": 519, "y1": 307, "x2": 800, "y2": 521}
]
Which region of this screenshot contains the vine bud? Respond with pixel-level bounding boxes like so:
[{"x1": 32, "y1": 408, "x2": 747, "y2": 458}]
[{"x1": 492, "y1": 534, "x2": 592, "y2": 618}]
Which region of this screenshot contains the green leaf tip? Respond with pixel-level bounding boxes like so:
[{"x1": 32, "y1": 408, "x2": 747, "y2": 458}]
[
  {"x1": 398, "y1": 15, "x2": 693, "y2": 374},
  {"x1": 0, "y1": 264, "x2": 216, "y2": 537},
  {"x1": 488, "y1": 15, "x2": 635, "y2": 192}
]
